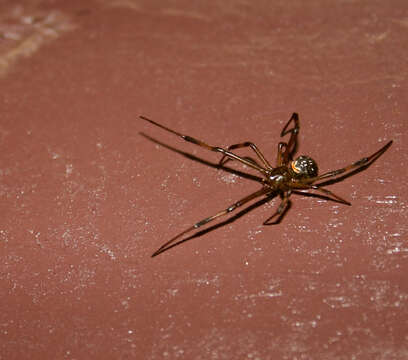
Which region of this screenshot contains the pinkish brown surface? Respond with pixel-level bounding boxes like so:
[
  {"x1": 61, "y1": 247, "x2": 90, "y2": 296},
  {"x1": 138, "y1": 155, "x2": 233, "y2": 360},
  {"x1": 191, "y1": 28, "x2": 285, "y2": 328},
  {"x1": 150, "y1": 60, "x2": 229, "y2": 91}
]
[{"x1": 1, "y1": 1, "x2": 407, "y2": 359}]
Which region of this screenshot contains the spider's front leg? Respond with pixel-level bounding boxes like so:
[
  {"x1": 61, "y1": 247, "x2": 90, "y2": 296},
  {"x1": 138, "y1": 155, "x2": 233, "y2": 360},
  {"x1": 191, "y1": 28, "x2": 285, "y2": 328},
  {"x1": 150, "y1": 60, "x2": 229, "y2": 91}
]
[
  {"x1": 140, "y1": 115, "x2": 268, "y2": 175},
  {"x1": 218, "y1": 141, "x2": 272, "y2": 169},
  {"x1": 151, "y1": 187, "x2": 270, "y2": 257}
]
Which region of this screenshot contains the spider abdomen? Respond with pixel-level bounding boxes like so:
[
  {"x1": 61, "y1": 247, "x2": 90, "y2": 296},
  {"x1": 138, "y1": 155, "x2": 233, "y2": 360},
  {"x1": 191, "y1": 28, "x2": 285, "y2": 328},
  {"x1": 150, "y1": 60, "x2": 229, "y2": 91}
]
[{"x1": 291, "y1": 155, "x2": 318, "y2": 179}]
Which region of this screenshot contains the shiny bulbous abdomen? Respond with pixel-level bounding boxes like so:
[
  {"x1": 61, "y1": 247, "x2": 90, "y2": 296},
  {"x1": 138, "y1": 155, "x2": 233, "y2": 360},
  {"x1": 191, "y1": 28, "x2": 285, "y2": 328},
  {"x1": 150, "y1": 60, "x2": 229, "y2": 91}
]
[{"x1": 291, "y1": 155, "x2": 318, "y2": 178}]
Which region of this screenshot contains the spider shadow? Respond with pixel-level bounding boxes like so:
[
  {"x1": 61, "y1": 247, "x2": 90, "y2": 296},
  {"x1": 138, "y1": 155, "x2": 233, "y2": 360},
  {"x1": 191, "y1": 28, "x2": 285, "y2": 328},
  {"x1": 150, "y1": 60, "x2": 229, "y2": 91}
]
[
  {"x1": 140, "y1": 132, "x2": 269, "y2": 256},
  {"x1": 140, "y1": 132, "x2": 264, "y2": 183},
  {"x1": 151, "y1": 190, "x2": 347, "y2": 257},
  {"x1": 152, "y1": 194, "x2": 275, "y2": 257}
]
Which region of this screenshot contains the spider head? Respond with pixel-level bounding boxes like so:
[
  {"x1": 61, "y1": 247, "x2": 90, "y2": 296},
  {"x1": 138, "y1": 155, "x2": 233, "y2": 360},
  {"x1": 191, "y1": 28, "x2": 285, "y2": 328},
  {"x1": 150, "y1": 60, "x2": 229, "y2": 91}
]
[{"x1": 291, "y1": 155, "x2": 318, "y2": 179}]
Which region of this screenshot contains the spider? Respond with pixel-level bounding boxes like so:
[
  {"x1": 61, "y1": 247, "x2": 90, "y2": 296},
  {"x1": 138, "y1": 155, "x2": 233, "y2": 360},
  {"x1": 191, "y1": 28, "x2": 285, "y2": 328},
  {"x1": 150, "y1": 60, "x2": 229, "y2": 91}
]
[{"x1": 140, "y1": 113, "x2": 392, "y2": 257}]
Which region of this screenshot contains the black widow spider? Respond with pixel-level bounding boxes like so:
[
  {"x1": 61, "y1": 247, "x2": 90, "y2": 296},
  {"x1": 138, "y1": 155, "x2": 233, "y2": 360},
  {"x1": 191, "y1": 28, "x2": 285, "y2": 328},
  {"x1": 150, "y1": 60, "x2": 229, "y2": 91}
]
[{"x1": 140, "y1": 113, "x2": 392, "y2": 257}]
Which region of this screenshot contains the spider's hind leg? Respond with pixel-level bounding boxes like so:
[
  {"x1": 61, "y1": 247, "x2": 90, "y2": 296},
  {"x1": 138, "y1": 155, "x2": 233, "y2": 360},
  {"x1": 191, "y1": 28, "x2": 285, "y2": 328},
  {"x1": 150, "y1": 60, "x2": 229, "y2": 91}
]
[
  {"x1": 311, "y1": 140, "x2": 393, "y2": 183},
  {"x1": 279, "y1": 113, "x2": 300, "y2": 165},
  {"x1": 281, "y1": 112, "x2": 300, "y2": 138}
]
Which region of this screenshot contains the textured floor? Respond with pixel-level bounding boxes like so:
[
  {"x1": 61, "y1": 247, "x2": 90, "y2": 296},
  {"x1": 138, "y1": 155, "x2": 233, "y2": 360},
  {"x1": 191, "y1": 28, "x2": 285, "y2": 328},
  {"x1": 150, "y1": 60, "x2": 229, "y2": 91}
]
[{"x1": 1, "y1": 1, "x2": 407, "y2": 359}]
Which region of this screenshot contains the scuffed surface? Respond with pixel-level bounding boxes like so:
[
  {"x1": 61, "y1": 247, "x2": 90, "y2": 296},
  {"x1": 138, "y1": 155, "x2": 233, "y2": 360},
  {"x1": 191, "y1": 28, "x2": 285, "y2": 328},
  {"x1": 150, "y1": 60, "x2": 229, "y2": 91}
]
[
  {"x1": 0, "y1": 2, "x2": 76, "y2": 76},
  {"x1": 0, "y1": 0, "x2": 407, "y2": 359}
]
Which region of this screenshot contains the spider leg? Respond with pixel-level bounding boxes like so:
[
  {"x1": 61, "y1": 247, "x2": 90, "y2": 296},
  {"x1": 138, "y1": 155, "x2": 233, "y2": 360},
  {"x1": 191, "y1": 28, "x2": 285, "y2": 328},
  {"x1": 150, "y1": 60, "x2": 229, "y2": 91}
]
[
  {"x1": 276, "y1": 142, "x2": 287, "y2": 166},
  {"x1": 280, "y1": 113, "x2": 300, "y2": 165},
  {"x1": 290, "y1": 140, "x2": 392, "y2": 205},
  {"x1": 219, "y1": 155, "x2": 264, "y2": 170},
  {"x1": 151, "y1": 187, "x2": 270, "y2": 257},
  {"x1": 235, "y1": 156, "x2": 263, "y2": 168},
  {"x1": 309, "y1": 140, "x2": 393, "y2": 183},
  {"x1": 290, "y1": 179, "x2": 352, "y2": 205},
  {"x1": 218, "y1": 142, "x2": 273, "y2": 169},
  {"x1": 263, "y1": 190, "x2": 292, "y2": 225},
  {"x1": 309, "y1": 186, "x2": 351, "y2": 205},
  {"x1": 140, "y1": 116, "x2": 268, "y2": 175}
]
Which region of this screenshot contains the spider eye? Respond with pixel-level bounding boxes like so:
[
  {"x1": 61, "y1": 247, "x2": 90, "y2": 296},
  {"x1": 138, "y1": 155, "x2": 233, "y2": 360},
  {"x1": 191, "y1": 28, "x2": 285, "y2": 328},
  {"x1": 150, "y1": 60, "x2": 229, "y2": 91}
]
[{"x1": 291, "y1": 156, "x2": 318, "y2": 178}]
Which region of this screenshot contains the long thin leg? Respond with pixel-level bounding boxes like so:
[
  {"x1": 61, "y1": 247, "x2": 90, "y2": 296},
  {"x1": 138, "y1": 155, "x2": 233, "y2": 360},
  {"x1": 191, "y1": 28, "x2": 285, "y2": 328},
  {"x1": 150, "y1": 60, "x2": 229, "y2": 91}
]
[
  {"x1": 276, "y1": 142, "x2": 287, "y2": 166},
  {"x1": 218, "y1": 142, "x2": 273, "y2": 169},
  {"x1": 220, "y1": 155, "x2": 264, "y2": 169},
  {"x1": 290, "y1": 180, "x2": 351, "y2": 205},
  {"x1": 279, "y1": 113, "x2": 300, "y2": 165},
  {"x1": 310, "y1": 186, "x2": 351, "y2": 205},
  {"x1": 263, "y1": 190, "x2": 292, "y2": 225},
  {"x1": 308, "y1": 140, "x2": 393, "y2": 184},
  {"x1": 141, "y1": 116, "x2": 268, "y2": 175},
  {"x1": 151, "y1": 187, "x2": 270, "y2": 257}
]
